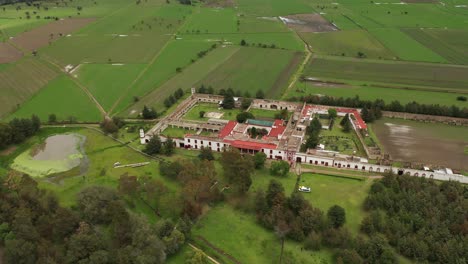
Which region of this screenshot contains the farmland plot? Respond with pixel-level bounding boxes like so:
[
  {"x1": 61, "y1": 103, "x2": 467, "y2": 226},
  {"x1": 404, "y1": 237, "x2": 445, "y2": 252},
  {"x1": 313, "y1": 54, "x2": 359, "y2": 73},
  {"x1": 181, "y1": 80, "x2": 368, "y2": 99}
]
[
  {"x1": 305, "y1": 57, "x2": 468, "y2": 92},
  {"x1": 0, "y1": 58, "x2": 58, "y2": 118},
  {"x1": 197, "y1": 47, "x2": 303, "y2": 98}
]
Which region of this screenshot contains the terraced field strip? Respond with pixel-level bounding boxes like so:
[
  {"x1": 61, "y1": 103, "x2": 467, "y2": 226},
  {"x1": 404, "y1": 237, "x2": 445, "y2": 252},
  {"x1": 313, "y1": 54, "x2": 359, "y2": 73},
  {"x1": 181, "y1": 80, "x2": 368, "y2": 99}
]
[
  {"x1": 123, "y1": 46, "x2": 241, "y2": 117},
  {"x1": 0, "y1": 58, "x2": 59, "y2": 118},
  {"x1": 402, "y1": 28, "x2": 468, "y2": 65},
  {"x1": 305, "y1": 56, "x2": 468, "y2": 93}
]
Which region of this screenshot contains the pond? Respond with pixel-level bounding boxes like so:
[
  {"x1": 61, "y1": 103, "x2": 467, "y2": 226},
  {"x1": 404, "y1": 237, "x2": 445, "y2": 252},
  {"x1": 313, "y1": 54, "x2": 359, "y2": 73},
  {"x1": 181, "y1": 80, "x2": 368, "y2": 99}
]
[{"x1": 11, "y1": 134, "x2": 87, "y2": 177}]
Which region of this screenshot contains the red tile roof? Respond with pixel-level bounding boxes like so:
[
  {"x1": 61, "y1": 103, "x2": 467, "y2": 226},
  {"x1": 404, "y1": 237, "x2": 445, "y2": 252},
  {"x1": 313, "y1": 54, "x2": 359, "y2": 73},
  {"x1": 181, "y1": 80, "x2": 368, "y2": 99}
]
[
  {"x1": 229, "y1": 140, "x2": 277, "y2": 150},
  {"x1": 268, "y1": 120, "x2": 286, "y2": 138},
  {"x1": 218, "y1": 121, "x2": 237, "y2": 138},
  {"x1": 337, "y1": 108, "x2": 367, "y2": 130}
]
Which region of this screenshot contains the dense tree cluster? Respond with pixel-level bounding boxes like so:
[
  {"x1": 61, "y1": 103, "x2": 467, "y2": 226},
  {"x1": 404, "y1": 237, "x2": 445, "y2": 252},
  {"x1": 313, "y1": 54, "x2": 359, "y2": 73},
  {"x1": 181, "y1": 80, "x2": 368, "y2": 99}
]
[
  {"x1": 301, "y1": 116, "x2": 321, "y2": 151},
  {"x1": 0, "y1": 115, "x2": 41, "y2": 149},
  {"x1": 160, "y1": 159, "x2": 223, "y2": 220},
  {"x1": 255, "y1": 179, "x2": 398, "y2": 263},
  {"x1": 340, "y1": 113, "x2": 352, "y2": 132},
  {"x1": 142, "y1": 105, "x2": 158, "y2": 119},
  {"x1": 144, "y1": 136, "x2": 175, "y2": 156},
  {"x1": 0, "y1": 172, "x2": 187, "y2": 264},
  {"x1": 220, "y1": 148, "x2": 255, "y2": 194},
  {"x1": 362, "y1": 172, "x2": 468, "y2": 263},
  {"x1": 290, "y1": 94, "x2": 468, "y2": 119},
  {"x1": 164, "y1": 88, "x2": 184, "y2": 108},
  {"x1": 236, "y1": 111, "x2": 254, "y2": 123},
  {"x1": 100, "y1": 117, "x2": 125, "y2": 135}
]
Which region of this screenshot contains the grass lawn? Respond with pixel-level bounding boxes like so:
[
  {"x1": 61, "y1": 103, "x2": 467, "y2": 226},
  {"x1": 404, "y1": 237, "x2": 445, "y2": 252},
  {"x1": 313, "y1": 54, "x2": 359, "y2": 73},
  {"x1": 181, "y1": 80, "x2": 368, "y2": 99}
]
[
  {"x1": 183, "y1": 103, "x2": 240, "y2": 121},
  {"x1": 301, "y1": 30, "x2": 394, "y2": 60},
  {"x1": 179, "y1": 7, "x2": 237, "y2": 34},
  {"x1": 197, "y1": 47, "x2": 302, "y2": 98},
  {"x1": 248, "y1": 108, "x2": 290, "y2": 120},
  {"x1": 161, "y1": 127, "x2": 198, "y2": 139},
  {"x1": 320, "y1": 117, "x2": 366, "y2": 157},
  {"x1": 192, "y1": 204, "x2": 333, "y2": 264},
  {"x1": 9, "y1": 75, "x2": 102, "y2": 122},
  {"x1": 251, "y1": 170, "x2": 373, "y2": 234},
  {"x1": 236, "y1": 0, "x2": 315, "y2": 16}
]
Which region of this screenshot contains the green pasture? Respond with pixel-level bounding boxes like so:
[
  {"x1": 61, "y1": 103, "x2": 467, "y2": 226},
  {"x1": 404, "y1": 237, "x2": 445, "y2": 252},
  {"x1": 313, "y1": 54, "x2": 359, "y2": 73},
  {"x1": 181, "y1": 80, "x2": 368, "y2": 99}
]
[
  {"x1": 248, "y1": 108, "x2": 289, "y2": 120},
  {"x1": 179, "y1": 7, "x2": 237, "y2": 34},
  {"x1": 197, "y1": 47, "x2": 302, "y2": 98},
  {"x1": 235, "y1": 0, "x2": 315, "y2": 16},
  {"x1": 122, "y1": 46, "x2": 241, "y2": 117},
  {"x1": 288, "y1": 82, "x2": 468, "y2": 107},
  {"x1": 304, "y1": 57, "x2": 468, "y2": 92},
  {"x1": 238, "y1": 16, "x2": 289, "y2": 33},
  {"x1": 301, "y1": 30, "x2": 394, "y2": 59},
  {"x1": 0, "y1": 58, "x2": 59, "y2": 119},
  {"x1": 9, "y1": 75, "x2": 102, "y2": 122},
  {"x1": 192, "y1": 204, "x2": 333, "y2": 264},
  {"x1": 77, "y1": 63, "x2": 146, "y2": 111},
  {"x1": 114, "y1": 39, "x2": 215, "y2": 114},
  {"x1": 368, "y1": 28, "x2": 446, "y2": 63},
  {"x1": 180, "y1": 32, "x2": 304, "y2": 51},
  {"x1": 183, "y1": 103, "x2": 240, "y2": 121},
  {"x1": 402, "y1": 28, "x2": 468, "y2": 65}
]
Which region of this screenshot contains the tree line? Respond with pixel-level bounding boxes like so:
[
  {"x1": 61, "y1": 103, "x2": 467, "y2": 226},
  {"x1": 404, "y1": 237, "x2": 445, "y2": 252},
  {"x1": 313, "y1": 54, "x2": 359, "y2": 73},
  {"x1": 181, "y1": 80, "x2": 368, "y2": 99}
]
[
  {"x1": 0, "y1": 115, "x2": 41, "y2": 150},
  {"x1": 0, "y1": 171, "x2": 195, "y2": 264},
  {"x1": 361, "y1": 172, "x2": 468, "y2": 263},
  {"x1": 289, "y1": 94, "x2": 468, "y2": 119}
]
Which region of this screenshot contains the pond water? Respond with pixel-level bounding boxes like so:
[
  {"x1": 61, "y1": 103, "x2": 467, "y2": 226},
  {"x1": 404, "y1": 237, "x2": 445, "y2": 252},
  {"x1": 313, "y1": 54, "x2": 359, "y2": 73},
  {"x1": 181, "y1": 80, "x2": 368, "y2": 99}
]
[{"x1": 12, "y1": 134, "x2": 87, "y2": 177}]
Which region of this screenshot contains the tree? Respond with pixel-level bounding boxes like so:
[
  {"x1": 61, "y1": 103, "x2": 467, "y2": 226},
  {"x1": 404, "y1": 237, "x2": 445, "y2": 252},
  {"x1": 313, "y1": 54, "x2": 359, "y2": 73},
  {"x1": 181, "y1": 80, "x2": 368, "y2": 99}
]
[
  {"x1": 240, "y1": 39, "x2": 247, "y2": 46},
  {"x1": 253, "y1": 152, "x2": 267, "y2": 169},
  {"x1": 328, "y1": 108, "x2": 338, "y2": 119},
  {"x1": 241, "y1": 98, "x2": 252, "y2": 110},
  {"x1": 31, "y1": 114, "x2": 41, "y2": 132},
  {"x1": 198, "y1": 147, "x2": 214, "y2": 161},
  {"x1": 199, "y1": 111, "x2": 206, "y2": 118},
  {"x1": 220, "y1": 148, "x2": 254, "y2": 193},
  {"x1": 266, "y1": 179, "x2": 285, "y2": 208},
  {"x1": 77, "y1": 186, "x2": 121, "y2": 225},
  {"x1": 100, "y1": 118, "x2": 119, "y2": 134},
  {"x1": 256, "y1": 89, "x2": 265, "y2": 99},
  {"x1": 48, "y1": 114, "x2": 57, "y2": 124},
  {"x1": 144, "y1": 136, "x2": 162, "y2": 155},
  {"x1": 142, "y1": 105, "x2": 157, "y2": 119},
  {"x1": 337, "y1": 249, "x2": 364, "y2": 264},
  {"x1": 222, "y1": 94, "x2": 235, "y2": 109},
  {"x1": 327, "y1": 205, "x2": 346, "y2": 228},
  {"x1": 236, "y1": 112, "x2": 254, "y2": 123},
  {"x1": 270, "y1": 161, "x2": 290, "y2": 177},
  {"x1": 5, "y1": 238, "x2": 37, "y2": 264},
  {"x1": 163, "y1": 138, "x2": 175, "y2": 156},
  {"x1": 186, "y1": 249, "x2": 209, "y2": 264}
]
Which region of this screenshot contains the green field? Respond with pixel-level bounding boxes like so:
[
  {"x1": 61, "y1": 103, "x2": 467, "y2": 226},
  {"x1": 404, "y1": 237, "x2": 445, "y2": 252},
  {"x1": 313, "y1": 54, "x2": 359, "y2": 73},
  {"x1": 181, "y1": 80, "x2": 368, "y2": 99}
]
[
  {"x1": 236, "y1": 0, "x2": 315, "y2": 16},
  {"x1": 123, "y1": 46, "x2": 241, "y2": 116},
  {"x1": 289, "y1": 82, "x2": 468, "y2": 107},
  {"x1": 301, "y1": 30, "x2": 395, "y2": 60},
  {"x1": 76, "y1": 63, "x2": 146, "y2": 111},
  {"x1": 9, "y1": 75, "x2": 102, "y2": 122},
  {"x1": 197, "y1": 47, "x2": 302, "y2": 98},
  {"x1": 192, "y1": 204, "x2": 333, "y2": 264},
  {"x1": 0, "y1": 58, "x2": 59, "y2": 119},
  {"x1": 304, "y1": 57, "x2": 468, "y2": 92},
  {"x1": 368, "y1": 28, "x2": 447, "y2": 63}
]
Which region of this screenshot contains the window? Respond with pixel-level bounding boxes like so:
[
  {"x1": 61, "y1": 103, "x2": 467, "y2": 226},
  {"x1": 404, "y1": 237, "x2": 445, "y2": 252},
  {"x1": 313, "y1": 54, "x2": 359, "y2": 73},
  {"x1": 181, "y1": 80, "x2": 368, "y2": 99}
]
[
  {"x1": 195, "y1": 140, "x2": 198, "y2": 143},
  {"x1": 209, "y1": 142, "x2": 211, "y2": 146},
  {"x1": 217, "y1": 143, "x2": 220, "y2": 146},
  {"x1": 270, "y1": 150, "x2": 273, "y2": 154},
  {"x1": 188, "y1": 139, "x2": 191, "y2": 143},
  {"x1": 201, "y1": 141, "x2": 204, "y2": 144}
]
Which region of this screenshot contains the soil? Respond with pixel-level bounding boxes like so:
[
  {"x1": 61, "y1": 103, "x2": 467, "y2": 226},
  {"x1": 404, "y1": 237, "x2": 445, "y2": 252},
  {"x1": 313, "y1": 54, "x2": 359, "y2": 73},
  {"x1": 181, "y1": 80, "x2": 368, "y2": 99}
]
[
  {"x1": 372, "y1": 120, "x2": 468, "y2": 171},
  {"x1": 11, "y1": 18, "x2": 95, "y2": 51},
  {"x1": 281, "y1": 14, "x2": 338, "y2": 33},
  {"x1": 0, "y1": 42, "x2": 23, "y2": 63},
  {"x1": 0, "y1": 146, "x2": 17, "y2": 156}
]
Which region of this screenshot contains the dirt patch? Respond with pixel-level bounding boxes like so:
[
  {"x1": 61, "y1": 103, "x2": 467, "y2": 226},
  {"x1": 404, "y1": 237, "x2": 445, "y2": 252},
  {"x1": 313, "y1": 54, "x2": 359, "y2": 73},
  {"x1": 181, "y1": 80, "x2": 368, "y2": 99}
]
[
  {"x1": 271, "y1": 52, "x2": 303, "y2": 97},
  {"x1": 304, "y1": 78, "x2": 350, "y2": 88},
  {"x1": 0, "y1": 146, "x2": 17, "y2": 156},
  {"x1": 11, "y1": 18, "x2": 95, "y2": 51},
  {"x1": 0, "y1": 42, "x2": 23, "y2": 63},
  {"x1": 204, "y1": 0, "x2": 235, "y2": 8},
  {"x1": 373, "y1": 119, "x2": 468, "y2": 171},
  {"x1": 280, "y1": 14, "x2": 338, "y2": 33},
  {"x1": 205, "y1": 112, "x2": 224, "y2": 118},
  {"x1": 402, "y1": 0, "x2": 437, "y2": 3}
]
